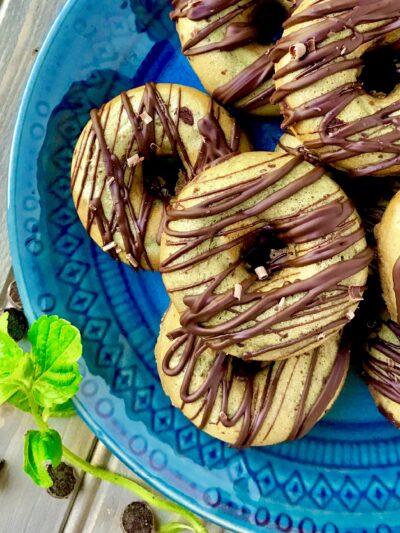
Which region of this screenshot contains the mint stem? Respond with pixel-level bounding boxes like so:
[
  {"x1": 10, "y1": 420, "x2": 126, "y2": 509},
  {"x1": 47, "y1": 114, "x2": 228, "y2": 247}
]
[{"x1": 62, "y1": 446, "x2": 208, "y2": 533}]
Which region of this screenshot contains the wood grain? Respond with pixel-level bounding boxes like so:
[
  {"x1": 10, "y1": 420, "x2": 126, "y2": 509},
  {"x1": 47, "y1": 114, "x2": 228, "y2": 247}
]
[{"x1": 0, "y1": 0, "x2": 67, "y2": 290}]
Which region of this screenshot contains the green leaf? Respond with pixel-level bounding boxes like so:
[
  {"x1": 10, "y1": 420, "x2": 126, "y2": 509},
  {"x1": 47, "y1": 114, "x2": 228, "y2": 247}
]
[
  {"x1": 45, "y1": 400, "x2": 76, "y2": 419},
  {"x1": 24, "y1": 429, "x2": 62, "y2": 488},
  {"x1": 159, "y1": 523, "x2": 196, "y2": 533},
  {"x1": 0, "y1": 313, "x2": 32, "y2": 407},
  {"x1": 0, "y1": 313, "x2": 8, "y2": 333},
  {"x1": 7, "y1": 389, "x2": 31, "y2": 412},
  {"x1": 28, "y1": 316, "x2": 82, "y2": 409}
]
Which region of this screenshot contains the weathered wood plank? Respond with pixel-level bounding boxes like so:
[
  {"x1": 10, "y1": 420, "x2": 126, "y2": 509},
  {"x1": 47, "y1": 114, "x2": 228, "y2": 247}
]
[
  {"x1": 0, "y1": 0, "x2": 67, "y2": 290},
  {"x1": 0, "y1": 404, "x2": 97, "y2": 533}
]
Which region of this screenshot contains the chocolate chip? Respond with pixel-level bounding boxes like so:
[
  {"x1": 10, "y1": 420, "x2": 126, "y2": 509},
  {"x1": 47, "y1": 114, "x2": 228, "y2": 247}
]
[
  {"x1": 4, "y1": 308, "x2": 28, "y2": 341},
  {"x1": 0, "y1": 459, "x2": 5, "y2": 472},
  {"x1": 179, "y1": 106, "x2": 194, "y2": 126},
  {"x1": 7, "y1": 280, "x2": 23, "y2": 310},
  {"x1": 121, "y1": 502, "x2": 155, "y2": 533},
  {"x1": 47, "y1": 462, "x2": 77, "y2": 499}
]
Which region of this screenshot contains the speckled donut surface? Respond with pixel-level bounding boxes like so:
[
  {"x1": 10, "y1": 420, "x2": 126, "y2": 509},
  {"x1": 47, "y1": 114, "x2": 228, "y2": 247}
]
[
  {"x1": 160, "y1": 150, "x2": 371, "y2": 361},
  {"x1": 272, "y1": 0, "x2": 400, "y2": 177},
  {"x1": 156, "y1": 305, "x2": 350, "y2": 446},
  {"x1": 171, "y1": 0, "x2": 294, "y2": 115}
]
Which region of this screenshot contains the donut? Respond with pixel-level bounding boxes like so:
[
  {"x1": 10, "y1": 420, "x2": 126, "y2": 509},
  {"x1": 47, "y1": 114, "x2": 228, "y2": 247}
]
[
  {"x1": 364, "y1": 319, "x2": 400, "y2": 429},
  {"x1": 272, "y1": 0, "x2": 400, "y2": 177},
  {"x1": 160, "y1": 150, "x2": 372, "y2": 361},
  {"x1": 156, "y1": 305, "x2": 350, "y2": 447},
  {"x1": 170, "y1": 0, "x2": 295, "y2": 115},
  {"x1": 375, "y1": 190, "x2": 400, "y2": 323},
  {"x1": 71, "y1": 82, "x2": 250, "y2": 270}
]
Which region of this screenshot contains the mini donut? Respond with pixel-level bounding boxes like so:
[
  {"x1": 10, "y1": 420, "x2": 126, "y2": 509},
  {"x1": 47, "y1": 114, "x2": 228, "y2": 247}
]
[
  {"x1": 170, "y1": 0, "x2": 295, "y2": 115},
  {"x1": 272, "y1": 0, "x2": 400, "y2": 177},
  {"x1": 364, "y1": 319, "x2": 400, "y2": 429},
  {"x1": 71, "y1": 82, "x2": 250, "y2": 270},
  {"x1": 375, "y1": 190, "x2": 400, "y2": 322},
  {"x1": 156, "y1": 305, "x2": 350, "y2": 447},
  {"x1": 160, "y1": 150, "x2": 372, "y2": 361}
]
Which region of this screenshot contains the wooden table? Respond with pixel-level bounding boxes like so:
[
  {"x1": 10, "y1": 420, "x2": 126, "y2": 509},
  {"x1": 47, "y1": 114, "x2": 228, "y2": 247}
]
[{"x1": 0, "y1": 1, "x2": 222, "y2": 531}]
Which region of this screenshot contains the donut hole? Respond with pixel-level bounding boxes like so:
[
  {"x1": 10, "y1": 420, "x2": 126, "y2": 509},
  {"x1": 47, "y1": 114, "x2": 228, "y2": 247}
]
[
  {"x1": 250, "y1": 0, "x2": 287, "y2": 46},
  {"x1": 241, "y1": 227, "x2": 287, "y2": 274},
  {"x1": 142, "y1": 155, "x2": 186, "y2": 199},
  {"x1": 358, "y1": 45, "x2": 400, "y2": 97},
  {"x1": 230, "y1": 357, "x2": 264, "y2": 378}
]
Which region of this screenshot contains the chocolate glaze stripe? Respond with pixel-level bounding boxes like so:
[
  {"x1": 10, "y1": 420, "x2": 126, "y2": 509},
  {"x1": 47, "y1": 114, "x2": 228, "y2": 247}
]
[
  {"x1": 271, "y1": 0, "x2": 400, "y2": 175},
  {"x1": 73, "y1": 82, "x2": 240, "y2": 269},
  {"x1": 213, "y1": 52, "x2": 275, "y2": 108},
  {"x1": 365, "y1": 321, "x2": 400, "y2": 403},
  {"x1": 171, "y1": 0, "x2": 240, "y2": 20},
  {"x1": 181, "y1": 2, "x2": 257, "y2": 55},
  {"x1": 393, "y1": 256, "x2": 400, "y2": 323},
  {"x1": 170, "y1": 0, "x2": 291, "y2": 110},
  {"x1": 162, "y1": 153, "x2": 371, "y2": 356},
  {"x1": 162, "y1": 324, "x2": 349, "y2": 447},
  {"x1": 181, "y1": 249, "x2": 372, "y2": 350},
  {"x1": 291, "y1": 338, "x2": 350, "y2": 440}
]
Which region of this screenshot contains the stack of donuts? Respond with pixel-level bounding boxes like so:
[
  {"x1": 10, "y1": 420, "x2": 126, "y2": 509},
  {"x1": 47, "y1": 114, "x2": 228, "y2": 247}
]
[{"x1": 71, "y1": 0, "x2": 400, "y2": 447}]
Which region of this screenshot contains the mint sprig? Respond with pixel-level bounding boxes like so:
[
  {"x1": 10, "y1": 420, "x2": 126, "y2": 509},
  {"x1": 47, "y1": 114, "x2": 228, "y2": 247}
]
[{"x1": 0, "y1": 313, "x2": 207, "y2": 533}]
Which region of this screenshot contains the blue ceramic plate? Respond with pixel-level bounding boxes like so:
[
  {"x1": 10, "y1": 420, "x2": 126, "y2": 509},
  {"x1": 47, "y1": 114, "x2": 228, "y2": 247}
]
[{"x1": 8, "y1": 0, "x2": 400, "y2": 531}]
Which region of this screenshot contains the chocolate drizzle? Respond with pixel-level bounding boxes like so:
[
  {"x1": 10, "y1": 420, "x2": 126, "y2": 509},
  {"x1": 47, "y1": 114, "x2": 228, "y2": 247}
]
[
  {"x1": 161, "y1": 153, "x2": 372, "y2": 358},
  {"x1": 71, "y1": 83, "x2": 242, "y2": 269},
  {"x1": 272, "y1": 0, "x2": 400, "y2": 176},
  {"x1": 171, "y1": 0, "x2": 291, "y2": 111},
  {"x1": 162, "y1": 319, "x2": 350, "y2": 447},
  {"x1": 365, "y1": 321, "x2": 400, "y2": 404}
]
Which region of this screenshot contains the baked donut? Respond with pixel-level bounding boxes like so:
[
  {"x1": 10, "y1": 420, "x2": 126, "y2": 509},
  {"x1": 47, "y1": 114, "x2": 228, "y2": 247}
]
[
  {"x1": 364, "y1": 319, "x2": 400, "y2": 429},
  {"x1": 272, "y1": 0, "x2": 400, "y2": 177},
  {"x1": 170, "y1": 0, "x2": 294, "y2": 115},
  {"x1": 160, "y1": 151, "x2": 372, "y2": 361},
  {"x1": 71, "y1": 82, "x2": 250, "y2": 270},
  {"x1": 375, "y1": 190, "x2": 400, "y2": 322},
  {"x1": 156, "y1": 305, "x2": 350, "y2": 447}
]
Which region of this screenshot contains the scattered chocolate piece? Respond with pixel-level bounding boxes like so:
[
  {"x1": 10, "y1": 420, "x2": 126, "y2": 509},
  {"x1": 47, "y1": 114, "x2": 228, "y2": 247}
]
[
  {"x1": 290, "y1": 42, "x2": 307, "y2": 60},
  {"x1": 121, "y1": 501, "x2": 155, "y2": 533},
  {"x1": 179, "y1": 106, "x2": 194, "y2": 125},
  {"x1": 47, "y1": 462, "x2": 77, "y2": 499},
  {"x1": 7, "y1": 280, "x2": 23, "y2": 310},
  {"x1": 0, "y1": 459, "x2": 5, "y2": 472},
  {"x1": 4, "y1": 308, "x2": 28, "y2": 341}
]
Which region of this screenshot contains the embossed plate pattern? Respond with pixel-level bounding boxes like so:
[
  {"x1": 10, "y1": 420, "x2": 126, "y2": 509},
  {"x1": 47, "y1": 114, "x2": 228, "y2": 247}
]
[{"x1": 8, "y1": 0, "x2": 400, "y2": 531}]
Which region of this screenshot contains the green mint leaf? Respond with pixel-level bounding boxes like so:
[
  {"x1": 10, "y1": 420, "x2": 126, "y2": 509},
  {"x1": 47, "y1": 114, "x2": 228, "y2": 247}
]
[
  {"x1": 24, "y1": 429, "x2": 62, "y2": 488},
  {"x1": 159, "y1": 523, "x2": 196, "y2": 533},
  {"x1": 0, "y1": 313, "x2": 8, "y2": 333},
  {"x1": 28, "y1": 316, "x2": 82, "y2": 409},
  {"x1": 44, "y1": 400, "x2": 76, "y2": 419},
  {"x1": 7, "y1": 389, "x2": 31, "y2": 412},
  {"x1": 0, "y1": 313, "x2": 32, "y2": 406}
]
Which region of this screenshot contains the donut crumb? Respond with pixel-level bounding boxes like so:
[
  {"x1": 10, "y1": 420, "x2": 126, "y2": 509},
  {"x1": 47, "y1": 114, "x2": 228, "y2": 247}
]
[
  {"x1": 290, "y1": 43, "x2": 307, "y2": 60},
  {"x1": 234, "y1": 284, "x2": 243, "y2": 300},
  {"x1": 127, "y1": 154, "x2": 144, "y2": 168},
  {"x1": 103, "y1": 241, "x2": 117, "y2": 252},
  {"x1": 140, "y1": 111, "x2": 153, "y2": 124},
  {"x1": 255, "y1": 266, "x2": 269, "y2": 280},
  {"x1": 126, "y1": 253, "x2": 139, "y2": 268}
]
